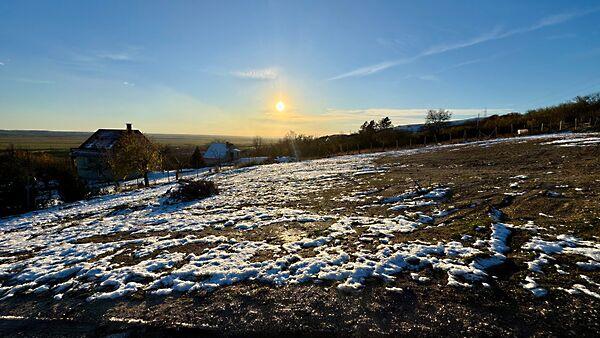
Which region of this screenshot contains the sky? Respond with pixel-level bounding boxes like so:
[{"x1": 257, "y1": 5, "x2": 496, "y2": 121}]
[{"x1": 1, "y1": 0, "x2": 600, "y2": 137}]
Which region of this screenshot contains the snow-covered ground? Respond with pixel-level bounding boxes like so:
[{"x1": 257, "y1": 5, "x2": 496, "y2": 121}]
[{"x1": 0, "y1": 132, "x2": 599, "y2": 302}]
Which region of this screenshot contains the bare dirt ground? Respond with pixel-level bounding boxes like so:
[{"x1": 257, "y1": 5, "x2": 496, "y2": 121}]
[{"x1": 1, "y1": 137, "x2": 599, "y2": 337}]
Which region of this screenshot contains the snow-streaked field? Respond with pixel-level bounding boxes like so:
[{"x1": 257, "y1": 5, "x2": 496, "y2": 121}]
[{"x1": 1, "y1": 133, "x2": 599, "y2": 303}]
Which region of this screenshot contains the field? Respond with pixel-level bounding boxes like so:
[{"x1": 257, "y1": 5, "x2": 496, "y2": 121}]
[
  {"x1": 0, "y1": 130, "x2": 260, "y2": 152},
  {"x1": 0, "y1": 133, "x2": 599, "y2": 336}
]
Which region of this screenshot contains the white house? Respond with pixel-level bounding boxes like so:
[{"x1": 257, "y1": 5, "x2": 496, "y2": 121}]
[{"x1": 203, "y1": 142, "x2": 241, "y2": 165}]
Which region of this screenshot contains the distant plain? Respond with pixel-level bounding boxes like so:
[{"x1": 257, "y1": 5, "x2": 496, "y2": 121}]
[{"x1": 0, "y1": 130, "x2": 262, "y2": 152}]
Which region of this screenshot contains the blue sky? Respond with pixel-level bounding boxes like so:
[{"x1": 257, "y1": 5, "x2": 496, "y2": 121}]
[{"x1": 1, "y1": 0, "x2": 600, "y2": 136}]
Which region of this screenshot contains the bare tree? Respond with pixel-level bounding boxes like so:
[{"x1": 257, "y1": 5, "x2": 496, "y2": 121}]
[
  {"x1": 252, "y1": 136, "x2": 263, "y2": 155},
  {"x1": 108, "y1": 133, "x2": 162, "y2": 187},
  {"x1": 160, "y1": 145, "x2": 183, "y2": 180},
  {"x1": 425, "y1": 109, "x2": 452, "y2": 142}
]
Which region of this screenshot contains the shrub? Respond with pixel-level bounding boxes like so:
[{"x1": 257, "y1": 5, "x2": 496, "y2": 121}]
[
  {"x1": 57, "y1": 171, "x2": 89, "y2": 202},
  {"x1": 168, "y1": 179, "x2": 218, "y2": 202}
]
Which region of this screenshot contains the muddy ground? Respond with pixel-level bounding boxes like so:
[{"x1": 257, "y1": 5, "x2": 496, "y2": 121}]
[{"x1": 1, "y1": 138, "x2": 599, "y2": 337}]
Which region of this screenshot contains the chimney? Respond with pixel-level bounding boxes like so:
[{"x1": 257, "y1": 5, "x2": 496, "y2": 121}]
[{"x1": 126, "y1": 123, "x2": 132, "y2": 132}]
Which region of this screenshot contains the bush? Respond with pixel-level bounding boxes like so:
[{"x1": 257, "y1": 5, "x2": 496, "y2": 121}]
[
  {"x1": 168, "y1": 179, "x2": 218, "y2": 202},
  {"x1": 0, "y1": 148, "x2": 36, "y2": 216},
  {"x1": 57, "y1": 171, "x2": 89, "y2": 202}
]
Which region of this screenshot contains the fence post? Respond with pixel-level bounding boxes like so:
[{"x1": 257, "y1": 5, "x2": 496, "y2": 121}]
[
  {"x1": 559, "y1": 120, "x2": 562, "y2": 131},
  {"x1": 541, "y1": 123, "x2": 544, "y2": 132}
]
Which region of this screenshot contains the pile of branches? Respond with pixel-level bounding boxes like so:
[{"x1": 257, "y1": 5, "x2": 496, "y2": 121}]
[{"x1": 167, "y1": 179, "x2": 218, "y2": 203}]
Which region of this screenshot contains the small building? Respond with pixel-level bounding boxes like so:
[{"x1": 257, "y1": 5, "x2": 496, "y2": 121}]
[
  {"x1": 70, "y1": 123, "x2": 148, "y2": 184},
  {"x1": 203, "y1": 142, "x2": 241, "y2": 166}
]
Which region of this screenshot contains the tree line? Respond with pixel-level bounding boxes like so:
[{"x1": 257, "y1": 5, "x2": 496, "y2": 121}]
[{"x1": 250, "y1": 93, "x2": 600, "y2": 160}]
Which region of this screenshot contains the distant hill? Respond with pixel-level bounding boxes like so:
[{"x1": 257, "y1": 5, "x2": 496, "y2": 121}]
[
  {"x1": 0, "y1": 130, "x2": 262, "y2": 151},
  {"x1": 394, "y1": 117, "x2": 479, "y2": 133}
]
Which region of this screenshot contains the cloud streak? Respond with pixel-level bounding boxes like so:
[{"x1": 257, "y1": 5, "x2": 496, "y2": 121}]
[
  {"x1": 403, "y1": 53, "x2": 505, "y2": 82},
  {"x1": 323, "y1": 107, "x2": 512, "y2": 124},
  {"x1": 95, "y1": 46, "x2": 142, "y2": 62},
  {"x1": 329, "y1": 8, "x2": 598, "y2": 80},
  {"x1": 14, "y1": 78, "x2": 55, "y2": 85},
  {"x1": 231, "y1": 67, "x2": 279, "y2": 80},
  {"x1": 97, "y1": 52, "x2": 135, "y2": 61}
]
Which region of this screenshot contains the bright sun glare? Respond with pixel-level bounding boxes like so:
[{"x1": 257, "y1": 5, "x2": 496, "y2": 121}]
[{"x1": 276, "y1": 101, "x2": 285, "y2": 112}]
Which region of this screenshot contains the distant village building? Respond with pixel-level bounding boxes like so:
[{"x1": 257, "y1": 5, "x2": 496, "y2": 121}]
[
  {"x1": 203, "y1": 142, "x2": 241, "y2": 166},
  {"x1": 70, "y1": 123, "x2": 148, "y2": 183}
]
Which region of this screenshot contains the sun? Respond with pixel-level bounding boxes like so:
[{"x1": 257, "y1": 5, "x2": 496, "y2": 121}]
[{"x1": 276, "y1": 101, "x2": 285, "y2": 112}]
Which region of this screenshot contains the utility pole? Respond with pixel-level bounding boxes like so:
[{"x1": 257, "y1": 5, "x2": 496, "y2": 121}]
[{"x1": 477, "y1": 112, "x2": 481, "y2": 140}]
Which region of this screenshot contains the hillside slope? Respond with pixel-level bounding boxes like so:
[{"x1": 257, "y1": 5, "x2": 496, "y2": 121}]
[{"x1": 1, "y1": 133, "x2": 599, "y2": 336}]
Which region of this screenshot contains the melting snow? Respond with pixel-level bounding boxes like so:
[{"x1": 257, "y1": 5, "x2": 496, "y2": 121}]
[{"x1": 1, "y1": 133, "x2": 598, "y2": 301}]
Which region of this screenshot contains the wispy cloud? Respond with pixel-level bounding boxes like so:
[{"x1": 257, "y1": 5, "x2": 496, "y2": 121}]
[
  {"x1": 0, "y1": 62, "x2": 4, "y2": 66},
  {"x1": 403, "y1": 54, "x2": 504, "y2": 82},
  {"x1": 330, "y1": 8, "x2": 599, "y2": 80},
  {"x1": 257, "y1": 107, "x2": 513, "y2": 130},
  {"x1": 376, "y1": 34, "x2": 417, "y2": 50},
  {"x1": 66, "y1": 46, "x2": 142, "y2": 66},
  {"x1": 546, "y1": 33, "x2": 577, "y2": 40},
  {"x1": 323, "y1": 108, "x2": 512, "y2": 124},
  {"x1": 14, "y1": 78, "x2": 55, "y2": 85},
  {"x1": 231, "y1": 67, "x2": 279, "y2": 80},
  {"x1": 97, "y1": 52, "x2": 135, "y2": 61},
  {"x1": 123, "y1": 81, "x2": 135, "y2": 86},
  {"x1": 95, "y1": 45, "x2": 142, "y2": 62},
  {"x1": 403, "y1": 74, "x2": 441, "y2": 82}
]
